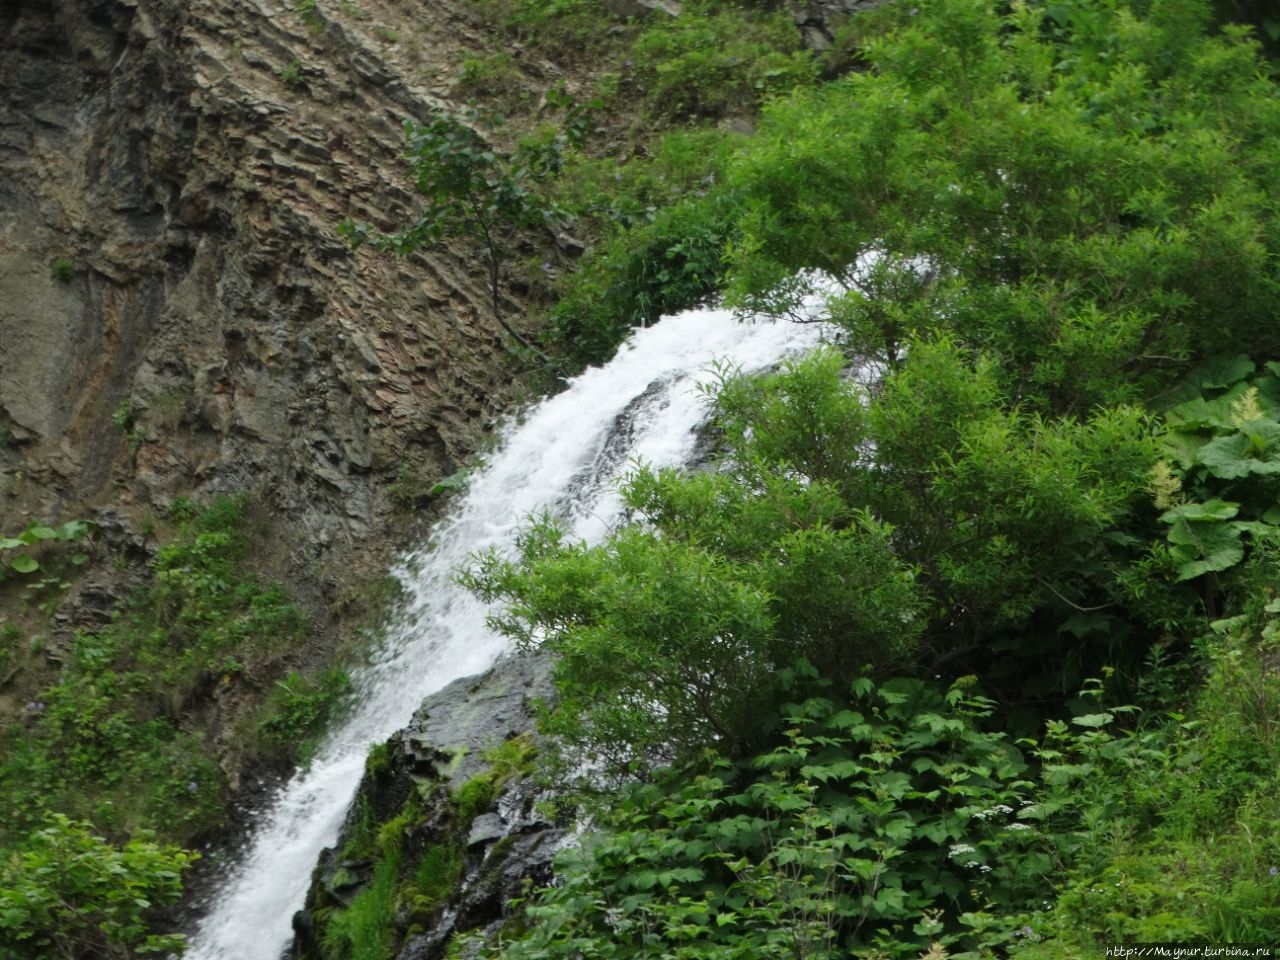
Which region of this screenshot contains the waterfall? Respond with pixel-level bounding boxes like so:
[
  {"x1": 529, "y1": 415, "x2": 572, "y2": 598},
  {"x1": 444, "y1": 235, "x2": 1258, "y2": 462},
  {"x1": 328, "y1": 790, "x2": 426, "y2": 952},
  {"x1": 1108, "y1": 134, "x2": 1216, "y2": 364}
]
[{"x1": 185, "y1": 306, "x2": 829, "y2": 960}]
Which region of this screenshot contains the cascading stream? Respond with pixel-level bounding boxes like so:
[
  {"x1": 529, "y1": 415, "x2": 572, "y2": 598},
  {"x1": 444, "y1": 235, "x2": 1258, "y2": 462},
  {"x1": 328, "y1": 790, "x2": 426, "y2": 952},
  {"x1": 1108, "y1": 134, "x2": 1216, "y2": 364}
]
[{"x1": 186, "y1": 306, "x2": 829, "y2": 960}]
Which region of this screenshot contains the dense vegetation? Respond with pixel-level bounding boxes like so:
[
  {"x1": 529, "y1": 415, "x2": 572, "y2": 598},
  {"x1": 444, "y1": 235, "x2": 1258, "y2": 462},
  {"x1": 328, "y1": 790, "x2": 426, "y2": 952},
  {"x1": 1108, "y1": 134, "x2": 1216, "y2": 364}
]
[
  {"x1": 0, "y1": 497, "x2": 352, "y2": 957},
  {"x1": 450, "y1": 0, "x2": 1280, "y2": 957},
  {"x1": 319, "y1": 0, "x2": 1280, "y2": 956}
]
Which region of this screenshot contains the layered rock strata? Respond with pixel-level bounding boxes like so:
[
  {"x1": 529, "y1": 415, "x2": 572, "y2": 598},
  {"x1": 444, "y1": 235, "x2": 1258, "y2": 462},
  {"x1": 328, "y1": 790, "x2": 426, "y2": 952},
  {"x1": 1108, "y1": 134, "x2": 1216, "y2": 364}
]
[{"x1": 0, "y1": 0, "x2": 526, "y2": 588}]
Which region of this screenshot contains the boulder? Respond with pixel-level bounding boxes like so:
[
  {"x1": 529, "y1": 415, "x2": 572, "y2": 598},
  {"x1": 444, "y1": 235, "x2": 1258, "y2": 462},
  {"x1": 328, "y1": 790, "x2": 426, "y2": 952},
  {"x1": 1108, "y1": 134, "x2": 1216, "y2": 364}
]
[{"x1": 291, "y1": 653, "x2": 569, "y2": 960}]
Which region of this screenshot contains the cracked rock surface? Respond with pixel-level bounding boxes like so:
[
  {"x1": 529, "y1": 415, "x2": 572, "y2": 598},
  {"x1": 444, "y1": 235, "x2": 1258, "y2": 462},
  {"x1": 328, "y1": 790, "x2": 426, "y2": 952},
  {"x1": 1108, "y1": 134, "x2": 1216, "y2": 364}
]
[{"x1": 0, "y1": 0, "x2": 528, "y2": 585}]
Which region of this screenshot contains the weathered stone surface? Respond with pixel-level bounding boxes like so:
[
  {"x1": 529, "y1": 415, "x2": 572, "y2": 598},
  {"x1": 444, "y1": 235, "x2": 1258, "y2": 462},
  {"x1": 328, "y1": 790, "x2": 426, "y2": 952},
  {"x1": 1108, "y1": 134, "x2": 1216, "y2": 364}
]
[
  {"x1": 0, "y1": 0, "x2": 552, "y2": 821},
  {"x1": 0, "y1": 251, "x2": 91, "y2": 440},
  {"x1": 292, "y1": 653, "x2": 566, "y2": 960},
  {"x1": 793, "y1": 0, "x2": 894, "y2": 51},
  {"x1": 604, "y1": 0, "x2": 682, "y2": 19},
  {"x1": 467, "y1": 812, "x2": 507, "y2": 847},
  {"x1": 400, "y1": 652, "x2": 553, "y2": 785},
  {"x1": 0, "y1": 0, "x2": 529, "y2": 594}
]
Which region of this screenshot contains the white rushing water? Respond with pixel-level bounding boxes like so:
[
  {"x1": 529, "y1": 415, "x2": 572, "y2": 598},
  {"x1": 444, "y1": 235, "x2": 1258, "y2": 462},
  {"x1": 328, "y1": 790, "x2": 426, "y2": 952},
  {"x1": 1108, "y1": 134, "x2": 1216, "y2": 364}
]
[{"x1": 186, "y1": 306, "x2": 829, "y2": 960}]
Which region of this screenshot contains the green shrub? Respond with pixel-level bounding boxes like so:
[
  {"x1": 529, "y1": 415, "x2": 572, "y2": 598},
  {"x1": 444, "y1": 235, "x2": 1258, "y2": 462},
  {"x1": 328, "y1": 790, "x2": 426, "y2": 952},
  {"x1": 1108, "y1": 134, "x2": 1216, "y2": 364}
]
[
  {"x1": 721, "y1": 0, "x2": 1280, "y2": 410},
  {"x1": 468, "y1": 340, "x2": 1164, "y2": 771},
  {"x1": 0, "y1": 496, "x2": 311, "y2": 847},
  {"x1": 1151, "y1": 358, "x2": 1280, "y2": 584},
  {"x1": 466, "y1": 0, "x2": 614, "y2": 50},
  {"x1": 491, "y1": 674, "x2": 1045, "y2": 960},
  {"x1": 322, "y1": 852, "x2": 400, "y2": 960},
  {"x1": 296, "y1": 0, "x2": 322, "y2": 28},
  {"x1": 1003, "y1": 594, "x2": 1280, "y2": 951},
  {"x1": 455, "y1": 51, "x2": 526, "y2": 105},
  {"x1": 0, "y1": 814, "x2": 195, "y2": 959},
  {"x1": 318, "y1": 783, "x2": 473, "y2": 959},
  {"x1": 255, "y1": 668, "x2": 353, "y2": 763},
  {"x1": 549, "y1": 189, "x2": 740, "y2": 363},
  {"x1": 280, "y1": 59, "x2": 305, "y2": 86},
  {"x1": 629, "y1": 1, "x2": 815, "y2": 121},
  {"x1": 49, "y1": 258, "x2": 75, "y2": 283},
  {"x1": 409, "y1": 843, "x2": 464, "y2": 910},
  {"x1": 452, "y1": 776, "x2": 495, "y2": 824}
]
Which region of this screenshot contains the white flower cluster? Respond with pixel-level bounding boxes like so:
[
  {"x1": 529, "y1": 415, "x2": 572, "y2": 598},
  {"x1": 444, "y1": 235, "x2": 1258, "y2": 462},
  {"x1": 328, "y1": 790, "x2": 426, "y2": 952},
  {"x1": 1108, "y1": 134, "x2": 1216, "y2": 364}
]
[{"x1": 971, "y1": 803, "x2": 1014, "y2": 821}]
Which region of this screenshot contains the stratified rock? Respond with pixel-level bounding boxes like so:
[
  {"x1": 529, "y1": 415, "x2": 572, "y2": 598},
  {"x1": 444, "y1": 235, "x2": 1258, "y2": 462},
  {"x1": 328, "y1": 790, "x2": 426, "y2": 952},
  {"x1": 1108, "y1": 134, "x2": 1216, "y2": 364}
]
[{"x1": 0, "y1": 0, "x2": 526, "y2": 590}]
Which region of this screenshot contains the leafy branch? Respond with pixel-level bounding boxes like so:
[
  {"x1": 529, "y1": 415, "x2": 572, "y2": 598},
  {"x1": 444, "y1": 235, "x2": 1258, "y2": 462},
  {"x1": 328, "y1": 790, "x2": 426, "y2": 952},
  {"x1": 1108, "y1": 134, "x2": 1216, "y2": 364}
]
[
  {"x1": 341, "y1": 93, "x2": 593, "y2": 365},
  {"x1": 0, "y1": 814, "x2": 195, "y2": 959},
  {"x1": 0, "y1": 519, "x2": 94, "y2": 580},
  {"x1": 1154, "y1": 358, "x2": 1280, "y2": 584}
]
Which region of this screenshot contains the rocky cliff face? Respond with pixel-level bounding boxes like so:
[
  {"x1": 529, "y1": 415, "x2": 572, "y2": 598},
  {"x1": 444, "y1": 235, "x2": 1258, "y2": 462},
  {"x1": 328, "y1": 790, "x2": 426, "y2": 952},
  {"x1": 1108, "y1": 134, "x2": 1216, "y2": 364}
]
[
  {"x1": 0, "y1": 0, "x2": 881, "y2": 633},
  {"x1": 0, "y1": 0, "x2": 528, "y2": 602},
  {"x1": 0, "y1": 0, "x2": 877, "y2": 949}
]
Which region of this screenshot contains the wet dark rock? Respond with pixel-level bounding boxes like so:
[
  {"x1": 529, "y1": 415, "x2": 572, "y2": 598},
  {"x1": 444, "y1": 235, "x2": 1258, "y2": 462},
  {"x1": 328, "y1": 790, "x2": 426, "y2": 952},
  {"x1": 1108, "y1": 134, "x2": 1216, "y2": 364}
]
[
  {"x1": 466, "y1": 813, "x2": 506, "y2": 848},
  {"x1": 400, "y1": 649, "x2": 553, "y2": 784},
  {"x1": 604, "y1": 0, "x2": 682, "y2": 18},
  {"x1": 792, "y1": 0, "x2": 894, "y2": 51},
  {"x1": 292, "y1": 653, "x2": 567, "y2": 960}
]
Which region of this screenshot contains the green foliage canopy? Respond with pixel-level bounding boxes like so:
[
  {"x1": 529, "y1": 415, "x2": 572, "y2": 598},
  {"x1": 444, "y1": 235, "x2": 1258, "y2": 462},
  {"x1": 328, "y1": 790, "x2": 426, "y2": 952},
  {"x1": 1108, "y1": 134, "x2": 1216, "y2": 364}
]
[
  {"x1": 0, "y1": 814, "x2": 194, "y2": 959},
  {"x1": 720, "y1": 0, "x2": 1280, "y2": 410},
  {"x1": 448, "y1": 1, "x2": 1280, "y2": 957},
  {"x1": 468, "y1": 343, "x2": 1159, "y2": 776},
  {"x1": 484, "y1": 675, "x2": 1045, "y2": 960}
]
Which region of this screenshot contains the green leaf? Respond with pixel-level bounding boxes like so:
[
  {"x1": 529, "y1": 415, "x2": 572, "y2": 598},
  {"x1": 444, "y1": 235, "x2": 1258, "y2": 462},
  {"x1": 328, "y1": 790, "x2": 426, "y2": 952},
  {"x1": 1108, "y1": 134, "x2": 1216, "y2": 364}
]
[
  {"x1": 1166, "y1": 394, "x2": 1235, "y2": 432},
  {"x1": 429, "y1": 468, "x2": 473, "y2": 496},
  {"x1": 801, "y1": 759, "x2": 860, "y2": 782},
  {"x1": 915, "y1": 820, "x2": 951, "y2": 844},
  {"x1": 1160, "y1": 499, "x2": 1239, "y2": 524},
  {"x1": 9, "y1": 554, "x2": 39, "y2": 574},
  {"x1": 56, "y1": 520, "x2": 93, "y2": 541},
  {"x1": 824, "y1": 709, "x2": 866, "y2": 732},
  {"x1": 1197, "y1": 430, "x2": 1280, "y2": 479},
  {"x1": 1240, "y1": 418, "x2": 1280, "y2": 450},
  {"x1": 658, "y1": 867, "x2": 704, "y2": 885},
  {"x1": 1071, "y1": 712, "x2": 1113, "y2": 728},
  {"x1": 631, "y1": 870, "x2": 659, "y2": 890},
  {"x1": 1232, "y1": 521, "x2": 1280, "y2": 540},
  {"x1": 1168, "y1": 520, "x2": 1244, "y2": 580},
  {"x1": 1198, "y1": 354, "x2": 1255, "y2": 390},
  {"x1": 1196, "y1": 434, "x2": 1254, "y2": 478}
]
